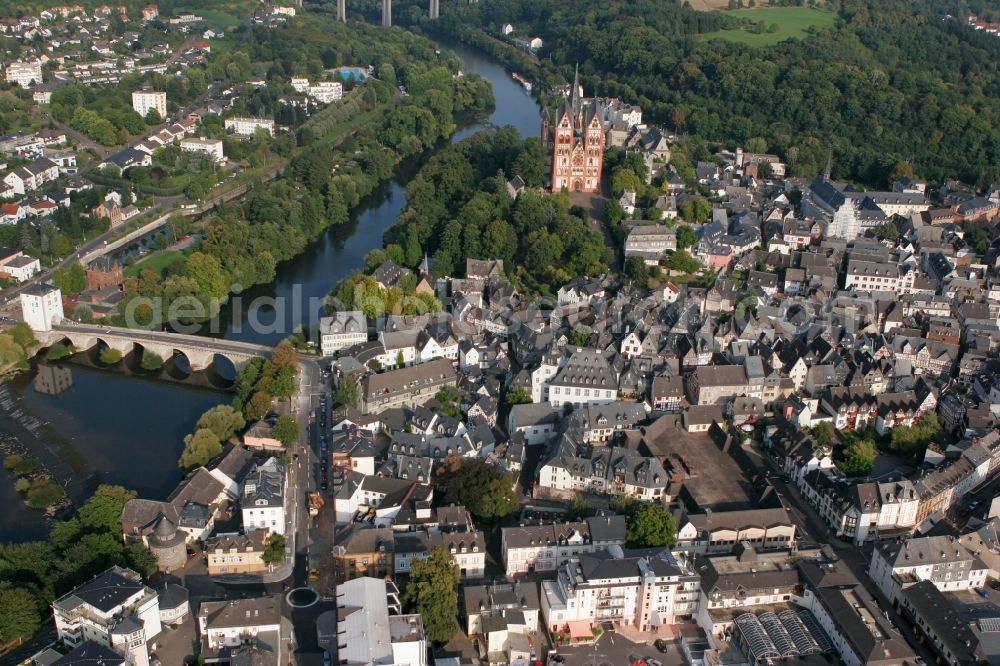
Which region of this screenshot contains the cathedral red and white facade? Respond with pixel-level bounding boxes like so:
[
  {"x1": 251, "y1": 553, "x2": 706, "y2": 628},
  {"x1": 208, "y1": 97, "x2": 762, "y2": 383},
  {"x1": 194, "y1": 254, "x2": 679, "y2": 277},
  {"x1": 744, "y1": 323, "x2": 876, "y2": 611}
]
[{"x1": 542, "y1": 67, "x2": 605, "y2": 193}]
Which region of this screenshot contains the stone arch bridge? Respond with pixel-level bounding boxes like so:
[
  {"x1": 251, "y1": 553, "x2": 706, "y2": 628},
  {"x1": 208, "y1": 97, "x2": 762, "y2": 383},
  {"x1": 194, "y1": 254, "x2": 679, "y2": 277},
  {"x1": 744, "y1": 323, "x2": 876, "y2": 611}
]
[{"x1": 38, "y1": 323, "x2": 272, "y2": 373}]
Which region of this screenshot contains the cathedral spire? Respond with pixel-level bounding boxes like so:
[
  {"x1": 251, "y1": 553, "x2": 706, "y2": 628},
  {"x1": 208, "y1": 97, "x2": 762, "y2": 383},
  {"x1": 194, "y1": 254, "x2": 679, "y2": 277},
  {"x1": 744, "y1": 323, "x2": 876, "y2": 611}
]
[
  {"x1": 823, "y1": 151, "x2": 833, "y2": 180},
  {"x1": 571, "y1": 63, "x2": 581, "y2": 118}
]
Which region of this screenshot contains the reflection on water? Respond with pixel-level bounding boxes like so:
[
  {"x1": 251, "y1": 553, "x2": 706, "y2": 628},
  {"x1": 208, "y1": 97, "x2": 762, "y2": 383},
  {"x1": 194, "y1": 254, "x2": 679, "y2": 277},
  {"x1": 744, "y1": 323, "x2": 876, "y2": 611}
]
[
  {"x1": 33, "y1": 363, "x2": 73, "y2": 396},
  {"x1": 0, "y1": 362, "x2": 229, "y2": 543}
]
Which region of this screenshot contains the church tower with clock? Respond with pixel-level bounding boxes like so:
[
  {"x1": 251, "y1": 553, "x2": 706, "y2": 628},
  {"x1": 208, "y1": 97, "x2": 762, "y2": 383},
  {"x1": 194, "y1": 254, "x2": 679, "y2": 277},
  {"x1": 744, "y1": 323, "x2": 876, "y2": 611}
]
[{"x1": 542, "y1": 65, "x2": 605, "y2": 193}]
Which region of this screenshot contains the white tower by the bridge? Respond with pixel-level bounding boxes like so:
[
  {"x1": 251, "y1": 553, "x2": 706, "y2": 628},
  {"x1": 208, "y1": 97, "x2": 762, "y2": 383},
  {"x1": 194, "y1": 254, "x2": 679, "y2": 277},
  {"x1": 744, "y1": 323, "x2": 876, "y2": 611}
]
[{"x1": 20, "y1": 283, "x2": 63, "y2": 332}]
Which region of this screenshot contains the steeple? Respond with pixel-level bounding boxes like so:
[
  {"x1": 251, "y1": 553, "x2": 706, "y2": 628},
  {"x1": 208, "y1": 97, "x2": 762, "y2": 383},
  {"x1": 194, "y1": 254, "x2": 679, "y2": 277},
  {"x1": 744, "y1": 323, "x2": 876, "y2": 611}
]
[
  {"x1": 419, "y1": 253, "x2": 430, "y2": 276},
  {"x1": 570, "y1": 63, "x2": 581, "y2": 118},
  {"x1": 823, "y1": 151, "x2": 833, "y2": 180}
]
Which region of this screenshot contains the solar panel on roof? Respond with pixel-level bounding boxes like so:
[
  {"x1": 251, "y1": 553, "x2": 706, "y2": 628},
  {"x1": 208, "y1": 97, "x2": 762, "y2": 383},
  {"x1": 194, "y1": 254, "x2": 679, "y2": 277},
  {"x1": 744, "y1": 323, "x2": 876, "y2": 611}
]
[
  {"x1": 760, "y1": 611, "x2": 799, "y2": 657},
  {"x1": 798, "y1": 610, "x2": 834, "y2": 653},
  {"x1": 979, "y1": 617, "x2": 1000, "y2": 632},
  {"x1": 779, "y1": 609, "x2": 822, "y2": 655},
  {"x1": 735, "y1": 613, "x2": 780, "y2": 661}
]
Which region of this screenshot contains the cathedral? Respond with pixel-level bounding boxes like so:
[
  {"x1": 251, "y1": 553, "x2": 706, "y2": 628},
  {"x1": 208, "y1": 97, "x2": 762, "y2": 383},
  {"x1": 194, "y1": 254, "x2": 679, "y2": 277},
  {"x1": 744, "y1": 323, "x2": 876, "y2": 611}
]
[{"x1": 541, "y1": 66, "x2": 605, "y2": 193}]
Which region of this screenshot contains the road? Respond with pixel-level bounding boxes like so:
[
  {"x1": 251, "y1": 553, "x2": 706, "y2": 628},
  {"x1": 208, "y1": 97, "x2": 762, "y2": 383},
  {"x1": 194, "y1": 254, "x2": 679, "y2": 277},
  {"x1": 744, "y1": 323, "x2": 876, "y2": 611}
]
[
  {"x1": 758, "y1": 458, "x2": 936, "y2": 663},
  {"x1": 0, "y1": 34, "x2": 227, "y2": 309}
]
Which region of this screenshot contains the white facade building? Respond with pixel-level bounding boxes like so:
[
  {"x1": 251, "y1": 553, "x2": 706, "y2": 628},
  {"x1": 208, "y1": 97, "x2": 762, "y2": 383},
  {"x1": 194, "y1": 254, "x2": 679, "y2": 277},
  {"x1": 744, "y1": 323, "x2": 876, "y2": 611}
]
[
  {"x1": 198, "y1": 595, "x2": 282, "y2": 656},
  {"x1": 5, "y1": 59, "x2": 43, "y2": 87},
  {"x1": 318, "y1": 311, "x2": 367, "y2": 356},
  {"x1": 336, "y1": 577, "x2": 428, "y2": 666},
  {"x1": 20, "y1": 282, "x2": 63, "y2": 332},
  {"x1": 52, "y1": 567, "x2": 161, "y2": 666},
  {"x1": 541, "y1": 548, "x2": 699, "y2": 635},
  {"x1": 0, "y1": 251, "x2": 40, "y2": 282},
  {"x1": 131, "y1": 90, "x2": 167, "y2": 118},
  {"x1": 869, "y1": 535, "x2": 991, "y2": 605},
  {"x1": 225, "y1": 117, "x2": 275, "y2": 137},
  {"x1": 179, "y1": 138, "x2": 225, "y2": 162},
  {"x1": 309, "y1": 81, "x2": 342, "y2": 104},
  {"x1": 501, "y1": 515, "x2": 626, "y2": 576},
  {"x1": 241, "y1": 457, "x2": 286, "y2": 536}
]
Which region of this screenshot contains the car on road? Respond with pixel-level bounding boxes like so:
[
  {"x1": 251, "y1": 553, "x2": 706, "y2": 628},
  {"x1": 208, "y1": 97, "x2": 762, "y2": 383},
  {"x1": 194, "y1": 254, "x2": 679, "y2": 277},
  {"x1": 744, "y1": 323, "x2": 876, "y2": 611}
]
[{"x1": 653, "y1": 639, "x2": 668, "y2": 653}]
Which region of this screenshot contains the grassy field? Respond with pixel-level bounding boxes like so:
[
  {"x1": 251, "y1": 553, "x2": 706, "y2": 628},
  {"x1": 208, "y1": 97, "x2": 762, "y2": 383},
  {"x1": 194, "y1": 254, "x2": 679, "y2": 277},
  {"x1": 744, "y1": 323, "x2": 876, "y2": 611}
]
[
  {"x1": 699, "y1": 7, "x2": 837, "y2": 46},
  {"x1": 125, "y1": 251, "x2": 185, "y2": 277},
  {"x1": 177, "y1": 7, "x2": 240, "y2": 30}
]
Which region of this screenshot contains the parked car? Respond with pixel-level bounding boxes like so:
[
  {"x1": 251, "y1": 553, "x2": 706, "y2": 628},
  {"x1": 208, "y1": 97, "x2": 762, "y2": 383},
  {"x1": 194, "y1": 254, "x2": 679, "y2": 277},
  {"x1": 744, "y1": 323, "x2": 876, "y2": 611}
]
[{"x1": 653, "y1": 639, "x2": 669, "y2": 653}]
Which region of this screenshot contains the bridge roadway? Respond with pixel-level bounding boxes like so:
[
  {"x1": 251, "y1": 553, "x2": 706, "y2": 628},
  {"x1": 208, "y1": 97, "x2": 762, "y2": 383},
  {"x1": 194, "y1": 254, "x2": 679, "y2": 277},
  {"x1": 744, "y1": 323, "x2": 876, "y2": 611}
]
[{"x1": 44, "y1": 322, "x2": 272, "y2": 371}]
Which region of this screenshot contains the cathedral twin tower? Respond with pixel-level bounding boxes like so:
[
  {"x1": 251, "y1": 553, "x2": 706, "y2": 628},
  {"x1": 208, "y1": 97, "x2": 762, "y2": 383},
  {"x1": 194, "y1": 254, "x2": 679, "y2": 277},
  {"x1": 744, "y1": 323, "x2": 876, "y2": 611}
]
[{"x1": 541, "y1": 66, "x2": 606, "y2": 194}]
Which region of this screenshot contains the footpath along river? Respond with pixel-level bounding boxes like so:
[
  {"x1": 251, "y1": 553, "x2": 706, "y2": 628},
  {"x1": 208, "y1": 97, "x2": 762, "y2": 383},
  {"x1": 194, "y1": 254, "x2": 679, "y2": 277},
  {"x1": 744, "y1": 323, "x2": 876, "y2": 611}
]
[{"x1": 0, "y1": 41, "x2": 540, "y2": 543}]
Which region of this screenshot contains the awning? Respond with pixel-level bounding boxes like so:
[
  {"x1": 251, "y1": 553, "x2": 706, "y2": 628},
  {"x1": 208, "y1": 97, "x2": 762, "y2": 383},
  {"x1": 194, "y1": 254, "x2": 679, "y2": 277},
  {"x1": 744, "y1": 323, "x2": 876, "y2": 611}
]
[{"x1": 566, "y1": 620, "x2": 593, "y2": 639}]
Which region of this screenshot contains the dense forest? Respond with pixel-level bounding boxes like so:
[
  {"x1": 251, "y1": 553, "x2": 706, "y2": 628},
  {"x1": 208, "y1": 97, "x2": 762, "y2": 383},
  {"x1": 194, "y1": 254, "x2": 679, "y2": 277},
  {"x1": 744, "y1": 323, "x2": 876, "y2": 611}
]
[
  {"x1": 408, "y1": 0, "x2": 1000, "y2": 186},
  {"x1": 119, "y1": 14, "x2": 493, "y2": 326},
  {"x1": 381, "y1": 127, "x2": 612, "y2": 295}
]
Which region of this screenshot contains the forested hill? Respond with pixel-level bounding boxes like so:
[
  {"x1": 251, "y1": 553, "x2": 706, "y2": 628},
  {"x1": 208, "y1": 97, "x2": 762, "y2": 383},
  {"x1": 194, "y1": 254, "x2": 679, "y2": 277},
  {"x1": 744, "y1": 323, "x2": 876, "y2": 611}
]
[{"x1": 420, "y1": 0, "x2": 1000, "y2": 186}]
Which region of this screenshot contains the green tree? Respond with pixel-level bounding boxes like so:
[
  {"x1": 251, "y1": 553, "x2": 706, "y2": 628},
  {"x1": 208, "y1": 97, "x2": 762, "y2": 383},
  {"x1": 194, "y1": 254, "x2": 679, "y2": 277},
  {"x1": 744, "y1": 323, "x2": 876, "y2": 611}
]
[
  {"x1": 244, "y1": 391, "x2": 273, "y2": 422},
  {"x1": 3, "y1": 454, "x2": 23, "y2": 472},
  {"x1": 197, "y1": 405, "x2": 246, "y2": 442},
  {"x1": 46, "y1": 342, "x2": 75, "y2": 361},
  {"x1": 680, "y1": 196, "x2": 712, "y2": 223},
  {"x1": 272, "y1": 415, "x2": 300, "y2": 446},
  {"x1": 838, "y1": 446, "x2": 876, "y2": 477},
  {"x1": 437, "y1": 456, "x2": 517, "y2": 522},
  {"x1": 624, "y1": 256, "x2": 649, "y2": 284},
  {"x1": 504, "y1": 386, "x2": 532, "y2": 407},
  {"x1": 871, "y1": 222, "x2": 898, "y2": 241},
  {"x1": 262, "y1": 534, "x2": 286, "y2": 565},
  {"x1": 52, "y1": 263, "x2": 86, "y2": 294},
  {"x1": 143, "y1": 107, "x2": 162, "y2": 125},
  {"x1": 99, "y1": 348, "x2": 123, "y2": 365},
  {"x1": 140, "y1": 350, "x2": 164, "y2": 371},
  {"x1": 676, "y1": 225, "x2": 697, "y2": 251},
  {"x1": 625, "y1": 503, "x2": 677, "y2": 548},
  {"x1": 812, "y1": 422, "x2": 833, "y2": 446},
  {"x1": 402, "y1": 546, "x2": 460, "y2": 644},
  {"x1": 0, "y1": 584, "x2": 40, "y2": 644},
  {"x1": 78, "y1": 485, "x2": 138, "y2": 534},
  {"x1": 568, "y1": 324, "x2": 592, "y2": 347},
  {"x1": 0, "y1": 334, "x2": 26, "y2": 368},
  {"x1": 12, "y1": 457, "x2": 40, "y2": 477},
  {"x1": 180, "y1": 428, "x2": 222, "y2": 469},
  {"x1": 890, "y1": 412, "x2": 940, "y2": 462},
  {"x1": 334, "y1": 375, "x2": 360, "y2": 409},
  {"x1": 667, "y1": 249, "x2": 700, "y2": 274},
  {"x1": 26, "y1": 480, "x2": 66, "y2": 510},
  {"x1": 8, "y1": 323, "x2": 37, "y2": 350},
  {"x1": 396, "y1": 350, "x2": 406, "y2": 368},
  {"x1": 186, "y1": 252, "x2": 229, "y2": 300},
  {"x1": 565, "y1": 493, "x2": 591, "y2": 521}
]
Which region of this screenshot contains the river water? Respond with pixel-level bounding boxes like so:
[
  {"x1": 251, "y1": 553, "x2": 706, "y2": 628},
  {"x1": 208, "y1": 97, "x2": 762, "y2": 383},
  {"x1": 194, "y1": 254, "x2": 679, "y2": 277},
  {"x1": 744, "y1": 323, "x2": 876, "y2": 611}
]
[
  {"x1": 214, "y1": 40, "x2": 541, "y2": 345},
  {"x1": 0, "y1": 40, "x2": 539, "y2": 543}
]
